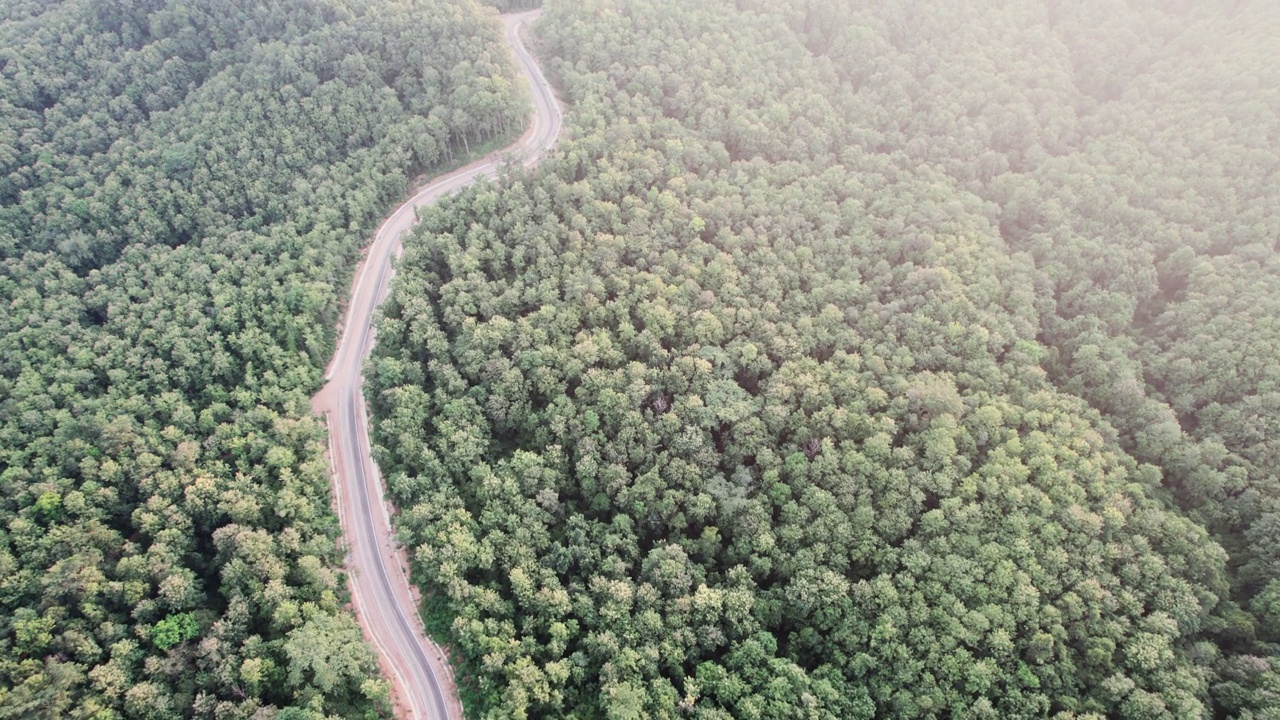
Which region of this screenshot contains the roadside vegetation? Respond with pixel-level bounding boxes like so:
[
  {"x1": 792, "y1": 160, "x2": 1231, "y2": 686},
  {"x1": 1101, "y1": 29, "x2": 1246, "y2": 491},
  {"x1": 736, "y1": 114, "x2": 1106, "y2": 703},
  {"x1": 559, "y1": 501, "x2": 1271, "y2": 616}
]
[
  {"x1": 0, "y1": 1, "x2": 526, "y2": 717},
  {"x1": 368, "y1": 0, "x2": 1280, "y2": 717}
]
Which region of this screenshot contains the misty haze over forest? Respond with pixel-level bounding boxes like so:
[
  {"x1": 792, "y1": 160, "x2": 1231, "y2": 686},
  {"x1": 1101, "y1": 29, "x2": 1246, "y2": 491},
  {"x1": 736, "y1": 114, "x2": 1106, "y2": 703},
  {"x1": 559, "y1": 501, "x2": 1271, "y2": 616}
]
[{"x1": 1, "y1": 0, "x2": 1278, "y2": 718}]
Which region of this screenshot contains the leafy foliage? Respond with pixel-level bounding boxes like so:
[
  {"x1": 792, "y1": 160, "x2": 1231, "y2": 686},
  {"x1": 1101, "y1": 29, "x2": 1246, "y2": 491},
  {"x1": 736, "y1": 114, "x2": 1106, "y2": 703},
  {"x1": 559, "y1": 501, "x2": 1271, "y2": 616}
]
[
  {"x1": 0, "y1": 0, "x2": 527, "y2": 717},
  {"x1": 482, "y1": 0, "x2": 543, "y2": 10},
  {"x1": 152, "y1": 614, "x2": 198, "y2": 652},
  {"x1": 369, "y1": 1, "x2": 1280, "y2": 718}
]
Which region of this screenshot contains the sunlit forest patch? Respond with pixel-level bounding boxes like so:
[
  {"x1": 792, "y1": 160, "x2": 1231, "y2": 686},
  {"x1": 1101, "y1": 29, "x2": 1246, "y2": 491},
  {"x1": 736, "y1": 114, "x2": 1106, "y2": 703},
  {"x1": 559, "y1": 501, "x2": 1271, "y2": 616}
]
[
  {"x1": 368, "y1": 1, "x2": 1280, "y2": 718},
  {"x1": 0, "y1": 0, "x2": 526, "y2": 716}
]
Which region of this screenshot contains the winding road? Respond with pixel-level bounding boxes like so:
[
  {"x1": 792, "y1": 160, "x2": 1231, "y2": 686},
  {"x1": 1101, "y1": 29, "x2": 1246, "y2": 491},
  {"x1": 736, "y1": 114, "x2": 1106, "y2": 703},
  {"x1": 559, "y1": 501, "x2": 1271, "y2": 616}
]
[{"x1": 311, "y1": 10, "x2": 562, "y2": 720}]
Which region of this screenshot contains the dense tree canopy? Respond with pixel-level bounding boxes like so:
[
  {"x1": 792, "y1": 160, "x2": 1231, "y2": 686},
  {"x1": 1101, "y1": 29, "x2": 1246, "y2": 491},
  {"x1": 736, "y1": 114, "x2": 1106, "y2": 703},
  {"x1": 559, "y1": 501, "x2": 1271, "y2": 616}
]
[
  {"x1": 369, "y1": 0, "x2": 1280, "y2": 718},
  {"x1": 0, "y1": 0, "x2": 527, "y2": 717},
  {"x1": 482, "y1": 0, "x2": 543, "y2": 11},
  {"x1": 774, "y1": 0, "x2": 1280, "y2": 709}
]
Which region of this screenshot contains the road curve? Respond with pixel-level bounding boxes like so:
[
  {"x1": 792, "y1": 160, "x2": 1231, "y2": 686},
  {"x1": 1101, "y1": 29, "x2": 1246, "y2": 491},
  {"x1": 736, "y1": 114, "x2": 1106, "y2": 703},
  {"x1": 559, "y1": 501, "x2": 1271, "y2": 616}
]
[{"x1": 311, "y1": 10, "x2": 562, "y2": 720}]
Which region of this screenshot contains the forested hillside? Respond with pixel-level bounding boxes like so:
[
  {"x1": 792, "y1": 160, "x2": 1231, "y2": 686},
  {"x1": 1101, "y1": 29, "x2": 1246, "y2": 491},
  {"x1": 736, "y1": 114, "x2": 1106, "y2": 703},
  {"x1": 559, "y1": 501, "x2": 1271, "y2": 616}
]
[
  {"x1": 0, "y1": 0, "x2": 526, "y2": 717},
  {"x1": 368, "y1": 0, "x2": 1280, "y2": 718}
]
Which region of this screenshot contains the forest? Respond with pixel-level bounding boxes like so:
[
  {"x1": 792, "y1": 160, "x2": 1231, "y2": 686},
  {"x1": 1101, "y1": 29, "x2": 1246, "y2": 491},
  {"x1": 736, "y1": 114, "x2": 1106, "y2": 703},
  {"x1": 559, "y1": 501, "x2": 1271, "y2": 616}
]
[
  {"x1": 0, "y1": 0, "x2": 527, "y2": 717},
  {"x1": 4, "y1": 0, "x2": 1278, "y2": 718},
  {"x1": 366, "y1": 0, "x2": 1280, "y2": 718}
]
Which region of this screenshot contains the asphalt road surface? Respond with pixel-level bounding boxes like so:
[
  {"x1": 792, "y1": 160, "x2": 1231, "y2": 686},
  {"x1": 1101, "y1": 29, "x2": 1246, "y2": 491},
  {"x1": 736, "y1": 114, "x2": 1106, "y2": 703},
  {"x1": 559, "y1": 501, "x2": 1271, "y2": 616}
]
[{"x1": 311, "y1": 10, "x2": 562, "y2": 720}]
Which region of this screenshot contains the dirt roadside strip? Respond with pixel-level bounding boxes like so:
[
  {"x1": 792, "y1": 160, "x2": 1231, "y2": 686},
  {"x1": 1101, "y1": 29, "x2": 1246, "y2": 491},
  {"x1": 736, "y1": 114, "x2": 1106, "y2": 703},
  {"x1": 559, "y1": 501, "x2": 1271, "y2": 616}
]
[{"x1": 311, "y1": 10, "x2": 563, "y2": 720}]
